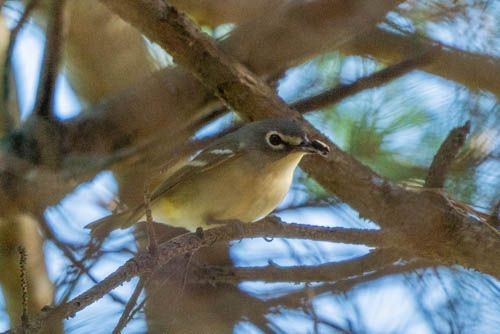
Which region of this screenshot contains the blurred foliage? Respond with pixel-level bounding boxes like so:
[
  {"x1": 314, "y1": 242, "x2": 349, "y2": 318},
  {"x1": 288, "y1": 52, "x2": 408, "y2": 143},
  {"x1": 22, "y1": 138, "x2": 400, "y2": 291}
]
[
  {"x1": 0, "y1": 0, "x2": 499, "y2": 333},
  {"x1": 284, "y1": 50, "x2": 500, "y2": 211}
]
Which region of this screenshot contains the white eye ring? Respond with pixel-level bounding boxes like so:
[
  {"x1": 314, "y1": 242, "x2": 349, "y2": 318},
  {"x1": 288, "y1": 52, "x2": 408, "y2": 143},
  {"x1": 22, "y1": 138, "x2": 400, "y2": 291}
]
[{"x1": 265, "y1": 131, "x2": 285, "y2": 150}]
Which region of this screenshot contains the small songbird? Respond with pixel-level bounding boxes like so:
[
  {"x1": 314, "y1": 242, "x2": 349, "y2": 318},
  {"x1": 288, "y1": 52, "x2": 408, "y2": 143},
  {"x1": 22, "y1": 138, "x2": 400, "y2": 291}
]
[{"x1": 86, "y1": 118, "x2": 330, "y2": 237}]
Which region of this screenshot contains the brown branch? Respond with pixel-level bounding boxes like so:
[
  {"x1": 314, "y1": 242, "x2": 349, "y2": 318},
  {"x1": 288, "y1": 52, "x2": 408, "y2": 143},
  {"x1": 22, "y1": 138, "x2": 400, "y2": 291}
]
[
  {"x1": 101, "y1": 0, "x2": 500, "y2": 279},
  {"x1": 191, "y1": 248, "x2": 407, "y2": 285},
  {"x1": 291, "y1": 53, "x2": 434, "y2": 112},
  {"x1": 425, "y1": 121, "x2": 471, "y2": 188},
  {"x1": 240, "y1": 217, "x2": 385, "y2": 246},
  {"x1": 5, "y1": 219, "x2": 385, "y2": 333},
  {"x1": 152, "y1": 0, "x2": 500, "y2": 95},
  {"x1": 31, "y1": 0, "x2": 66, "y2": 119},
  {"x1": 102, "y1": 0, "x2": 294, "y2": 121},
  {"x1": 266, "y1": 258, "x2": 434, "y2": 310},
  {"x1": 341, "y1": 28, "x2": 500, "y2": 96},
  {"x1": 58, "y1": 0, "x2": 401, "y2": 155},
  {"x1": 111, "y1": 277, "x2": 146, "y2": 334},
  {"x1": 16, "y1": 246, "x2": 29, "y2": 331}
]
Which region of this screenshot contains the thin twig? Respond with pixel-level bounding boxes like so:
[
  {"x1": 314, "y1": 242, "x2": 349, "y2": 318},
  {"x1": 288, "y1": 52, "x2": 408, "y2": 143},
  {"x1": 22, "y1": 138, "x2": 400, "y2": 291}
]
[
  {"x1": 425, "y1": 121, "x2": 471, "y2": 188},
  {"x1": 38, "y1": 218, "x2": 127, "y2": 305},
  {"x1": 111, "y1": 277, "x2": 148, "y2": 334},
  {"x1": 265, "y1": 257, "x2": 434, "y2": 311},
  {"x1": 17, "y1": 246, "x2": 29, "y2": 330},
  {"x1": 5, "y1": 218, "x2": 387, "y2": 333},
  {"x1": 291, "y1": 53, "x2": 434, "y2": 112}
]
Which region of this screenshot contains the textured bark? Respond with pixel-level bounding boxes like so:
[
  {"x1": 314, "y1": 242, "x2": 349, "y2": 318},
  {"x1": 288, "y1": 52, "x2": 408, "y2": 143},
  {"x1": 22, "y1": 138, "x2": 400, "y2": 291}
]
[
  {"x1": 103, "y1": 0, "x2": 500, "y2": 279},
  {"x1": 0, "y1": 216, "x2": 60, "y2": 333},
  {"x1": 169, "y1": 0, "x2": 285, "y2": 26},
  {"x1": 165, "y1": 0, "x2": 500, "y2": 95},
  {"x1": 341, "y1": 28, "x2": 500, "y2": 95},
  {"x1": 6, "y1": 219, "x2": 376, "y2": 333},
  {"x1": 0, "y1": 0, "x2": 411, "y2": 215}
]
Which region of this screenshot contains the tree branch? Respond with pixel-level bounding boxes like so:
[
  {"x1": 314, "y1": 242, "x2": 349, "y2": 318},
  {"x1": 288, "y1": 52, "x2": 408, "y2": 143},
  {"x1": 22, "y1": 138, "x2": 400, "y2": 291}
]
[
  {"x1": 190, "y1": 248, "x2": 408, "y2": 284},
  {"x1": 101, "y1": 0, "x2": 500, "y2": 279},
  {"x1": 266, "y1": 258, "x2": 434, "y2": 310},
  {"x1": 291, "y1": 53, "x2": 433, "y2": 112},
  {"x1": 156, "y1": 0, "x2": 500, "y2": 95},
  {"x1": 341, "y1": 28, "x2": 500, "y2": 96},
  {"x1": 32, "y1": 0, "x2": 66, "y2": 120},
  {"x1": 5, "y1": 218, "x2": 381, "y2": 333},
  {"x1": 111, "y1": 276, "x2": 147, "y2": 334}
]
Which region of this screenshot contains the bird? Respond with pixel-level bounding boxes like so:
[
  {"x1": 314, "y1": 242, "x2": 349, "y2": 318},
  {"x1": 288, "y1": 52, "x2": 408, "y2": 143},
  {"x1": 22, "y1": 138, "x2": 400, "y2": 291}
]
[{"x1": 85, "y1": 118, "x2": 330, "y2": 238}]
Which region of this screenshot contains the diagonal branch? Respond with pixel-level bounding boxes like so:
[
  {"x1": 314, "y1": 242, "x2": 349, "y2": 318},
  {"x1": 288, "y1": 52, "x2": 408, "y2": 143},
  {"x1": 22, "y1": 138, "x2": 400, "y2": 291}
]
[
  {"x1": 291, "y1": 53, "x2": 433, "y2": 112},
  {"x1": 191, "y1": 248, "x2": 408, "y2": 284},
  {"x1": 111, "y1": 276, "x2": 147, "y2": 334},
  {"x1": 4, "y1": 218, "x2": 383, "y2": 333},
  {"x1": 341, "y1": 28, "x2": 500, "y2": 96},
  {"x1": 102, "y1": 0, "x2": 500, "y2": 279}
]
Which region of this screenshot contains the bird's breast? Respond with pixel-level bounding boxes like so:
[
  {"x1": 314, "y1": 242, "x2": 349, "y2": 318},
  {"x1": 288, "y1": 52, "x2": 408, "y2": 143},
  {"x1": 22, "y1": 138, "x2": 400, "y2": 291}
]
[{"x1": 152, "y1": 153, "x2": 304, "y2": 230}]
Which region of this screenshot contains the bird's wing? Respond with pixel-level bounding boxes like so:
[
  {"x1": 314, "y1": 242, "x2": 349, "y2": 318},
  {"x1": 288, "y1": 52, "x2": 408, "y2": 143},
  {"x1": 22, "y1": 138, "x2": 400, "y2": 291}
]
[
  {"x1": 85, "y1": 139, "x2": 244, "y2": 239},
  {"x1": 149, "y1": 138, "x2": 244, "y2": 203}
]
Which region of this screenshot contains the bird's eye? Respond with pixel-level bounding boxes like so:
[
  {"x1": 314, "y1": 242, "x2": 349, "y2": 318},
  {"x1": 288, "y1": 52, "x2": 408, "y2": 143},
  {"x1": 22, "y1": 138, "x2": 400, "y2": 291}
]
[
  {"x1": 269, "y1": 134, "x2": 282, "y2": 146},
  {"x1": 266, "y1": 132, "x2": 285, "y2": 149}
]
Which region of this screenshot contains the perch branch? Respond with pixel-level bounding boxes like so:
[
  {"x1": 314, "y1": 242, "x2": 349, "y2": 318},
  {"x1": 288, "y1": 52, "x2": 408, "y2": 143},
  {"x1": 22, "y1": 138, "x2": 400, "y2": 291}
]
[
  {"x1": 102, "y1": 0, "x2": 500, "y2": 279},
  {"x1": 5, "y1": 218, "x2": 384, "y2": 333}
]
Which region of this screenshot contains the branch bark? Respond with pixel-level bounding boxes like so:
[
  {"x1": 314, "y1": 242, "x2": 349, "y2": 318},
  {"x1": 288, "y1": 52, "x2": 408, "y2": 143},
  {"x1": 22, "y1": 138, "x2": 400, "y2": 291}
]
[
  {"x1": 102, "y1": 0, "x2": 500, "y2": 279},
  {"x1": 5, "y1": 218, "x2": 382, "y2": 333},
  {"x1": 165, "y1": 0, "x2": 500, "y2": 95},
  {"x1": 291, "y1": 53, "x2": 433, "y2": 112},
  {"x1": 341, "y1": 28, "x2": 500, "y2": 95},
  {"x1": 191, "y1": 248, "x2": 408, "y2": 284}
]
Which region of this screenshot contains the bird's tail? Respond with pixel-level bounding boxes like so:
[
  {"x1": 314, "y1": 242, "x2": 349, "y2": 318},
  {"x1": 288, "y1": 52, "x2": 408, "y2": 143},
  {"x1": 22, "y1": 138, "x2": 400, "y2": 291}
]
[{"x1": 84, "y1": 206, "x2": 144, "y2": 240}]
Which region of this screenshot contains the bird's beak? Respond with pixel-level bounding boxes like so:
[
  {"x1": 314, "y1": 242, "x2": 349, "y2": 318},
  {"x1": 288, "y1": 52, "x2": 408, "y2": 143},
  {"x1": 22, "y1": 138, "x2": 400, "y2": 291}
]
[{"x1": 298, "y1": 138, "x2": 330, "y2": 157}]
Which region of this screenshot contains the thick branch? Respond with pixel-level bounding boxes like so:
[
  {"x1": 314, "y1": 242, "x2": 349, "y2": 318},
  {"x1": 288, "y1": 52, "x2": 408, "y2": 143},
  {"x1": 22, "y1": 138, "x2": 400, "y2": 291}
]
[
  {"x1": 165, "y1": 0, "x2": 500, "y2": 95},
  {"x1": 102, "y1": 0, "x2": 500, "y2": 279},
  {"x1": 61, "y1": 0, "x2": 402, "y2": 154},
  {"x1": 5, "y1": 218, "x2": 381, "y2": 333},
  {"x1": 341, "y1": 28, "x2": 500, "y2": 96}
]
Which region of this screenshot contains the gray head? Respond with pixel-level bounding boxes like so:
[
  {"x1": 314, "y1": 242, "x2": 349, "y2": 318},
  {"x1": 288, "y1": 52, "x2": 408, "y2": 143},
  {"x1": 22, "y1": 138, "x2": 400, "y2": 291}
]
[{"x1": 234, "y1": 118, "x2": 330, "y2": 158}]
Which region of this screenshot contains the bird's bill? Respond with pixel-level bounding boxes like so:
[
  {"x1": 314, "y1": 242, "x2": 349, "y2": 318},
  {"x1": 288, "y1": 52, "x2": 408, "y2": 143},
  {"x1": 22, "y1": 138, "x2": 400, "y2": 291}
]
[{"x1": 297, "y1": 139, "x2": 330, "y2": 156}]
